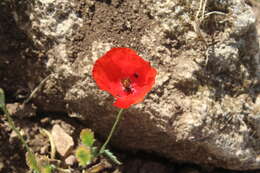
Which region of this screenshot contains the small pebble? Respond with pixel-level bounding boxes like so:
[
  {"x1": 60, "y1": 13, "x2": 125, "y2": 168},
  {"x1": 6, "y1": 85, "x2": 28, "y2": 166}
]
[
  {"x1": 40, "y1": 145, "x2": 49, "y2": 155},
  {"x1": 65, "y1": 155, "x2": 77, "y2": 166},
  {"x1": 52, "y1": 124, "x2": 74, "y2": 157},
  {"x1": 40, "y1": 117, "x2": 51, "y2": 124},
  {"x1": 0, "y1": 162, "x2": 4, "y2": 171}
]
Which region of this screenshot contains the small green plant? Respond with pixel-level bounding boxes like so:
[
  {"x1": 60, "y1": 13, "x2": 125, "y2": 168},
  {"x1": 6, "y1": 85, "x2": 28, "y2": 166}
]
[
  {"x1": 75, "y1": 128, "x2": 121, "y2": 167},
  {"x1": 75, "y1": 129, "x2": 96, "y2": 166}
]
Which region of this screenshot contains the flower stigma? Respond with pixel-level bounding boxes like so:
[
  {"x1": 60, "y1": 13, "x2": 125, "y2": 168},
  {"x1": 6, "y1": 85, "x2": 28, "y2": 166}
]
[{"x1": 121, "y1": 78, "x2": 133, "y2": 94}]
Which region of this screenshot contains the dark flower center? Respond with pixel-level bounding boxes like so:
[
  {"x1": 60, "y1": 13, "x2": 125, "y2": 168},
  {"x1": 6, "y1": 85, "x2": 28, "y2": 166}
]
[
  {"x1": 121, "y1": 78, "x2": 133, "y2": 94},
  {"x1": 133, "y1": 73, "x2": 139, "y2": 78}
]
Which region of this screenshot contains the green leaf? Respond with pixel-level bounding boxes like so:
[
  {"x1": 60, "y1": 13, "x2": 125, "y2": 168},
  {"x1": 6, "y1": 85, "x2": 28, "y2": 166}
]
[
  {"x1": 0, "y1": 88, "x2": 5, "y2": 110},
  {"x1": 80, "y1": 129, "x2": 95, "y2": 147},
  {"x1": 26, "y1": 152, "x2": 40, "y2": 173},
  {"x1": 103, "y1": 149, "x2": 122, "y2": 165},
  {"x1": 75, "y1": 145, "x2": 92, "y2": 166},
  {"x1": 40, "y1": 164, "x2": 53, "y2": 173}
]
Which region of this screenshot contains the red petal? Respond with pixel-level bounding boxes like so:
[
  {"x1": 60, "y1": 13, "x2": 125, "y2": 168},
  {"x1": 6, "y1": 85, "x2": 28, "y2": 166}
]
[{"x1": 92, "y1": 47, "x2": 157, "y2": 108}]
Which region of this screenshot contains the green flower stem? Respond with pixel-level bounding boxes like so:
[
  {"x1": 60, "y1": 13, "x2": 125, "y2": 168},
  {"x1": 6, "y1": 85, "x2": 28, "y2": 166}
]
[
  {"x1": 2, "y1": 107, "x2": 28, "y2": 149},
  {"x1": 2, "y1": 107, "x2": 40, "y2": 172},
  {"x1": 99, "y1": 108, "x2": 124, "y2": 154}
]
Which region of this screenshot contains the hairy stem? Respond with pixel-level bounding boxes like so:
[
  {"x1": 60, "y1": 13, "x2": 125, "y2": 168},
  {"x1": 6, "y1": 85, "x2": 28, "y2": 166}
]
[
  {"x1": 2, "y1": 107, "x2": 40, "y2": 172},
  {"x1": 99, "y1": 108, "x2": 124, "y2": 154}
]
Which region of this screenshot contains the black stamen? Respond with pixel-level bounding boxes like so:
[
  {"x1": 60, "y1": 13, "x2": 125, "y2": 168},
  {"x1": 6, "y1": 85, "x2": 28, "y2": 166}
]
[{"x1": 134, "y1": 73, "x2": 139, "y2": 78}]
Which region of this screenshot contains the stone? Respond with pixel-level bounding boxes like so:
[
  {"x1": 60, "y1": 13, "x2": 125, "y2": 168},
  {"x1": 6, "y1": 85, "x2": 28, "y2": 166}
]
[
  {"x1": 206, "y1": 40, "x2": 240, "y2": 73},
  {"x1": 1, "y1": 0, "x2": 260, "y2": 170},
  {"x1": 51, "y1": 124, "x2": 74, "y2": 157},
  {"x1": 65, "y1": 155, "x2": 76, "y2": 166},
  {"x1": 9, "y1": 129, "x2": 25, "y2": 143},
  {"x1": 40, "y1": 145, "x2": 49, "y2": 155},
  {"x1": 6, "y1": 103, "x2": 36, "y2": 118}
]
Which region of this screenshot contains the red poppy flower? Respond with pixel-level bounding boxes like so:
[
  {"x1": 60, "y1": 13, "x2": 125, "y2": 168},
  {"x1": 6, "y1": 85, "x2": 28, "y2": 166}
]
[{"x1": 92, "y1": 47, "x2": 157, "y2": 108}]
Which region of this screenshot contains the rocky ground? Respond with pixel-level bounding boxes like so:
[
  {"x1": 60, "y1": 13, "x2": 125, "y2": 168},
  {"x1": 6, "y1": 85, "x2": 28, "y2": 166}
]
[{"x1": 1, "y1": 0, "x2": 260, "y2": 173}]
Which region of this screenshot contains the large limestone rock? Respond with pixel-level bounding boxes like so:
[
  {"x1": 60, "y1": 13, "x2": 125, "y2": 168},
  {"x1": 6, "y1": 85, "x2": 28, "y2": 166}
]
[{"x1": 1, "y1": 0, "x2": 260, "y2": 170}]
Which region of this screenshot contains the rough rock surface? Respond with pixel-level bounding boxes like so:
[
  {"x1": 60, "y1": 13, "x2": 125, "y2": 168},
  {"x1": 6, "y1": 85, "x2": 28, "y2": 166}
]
[{"x1": 1, "y1": 0, "x2": 260, "y2": 170}]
